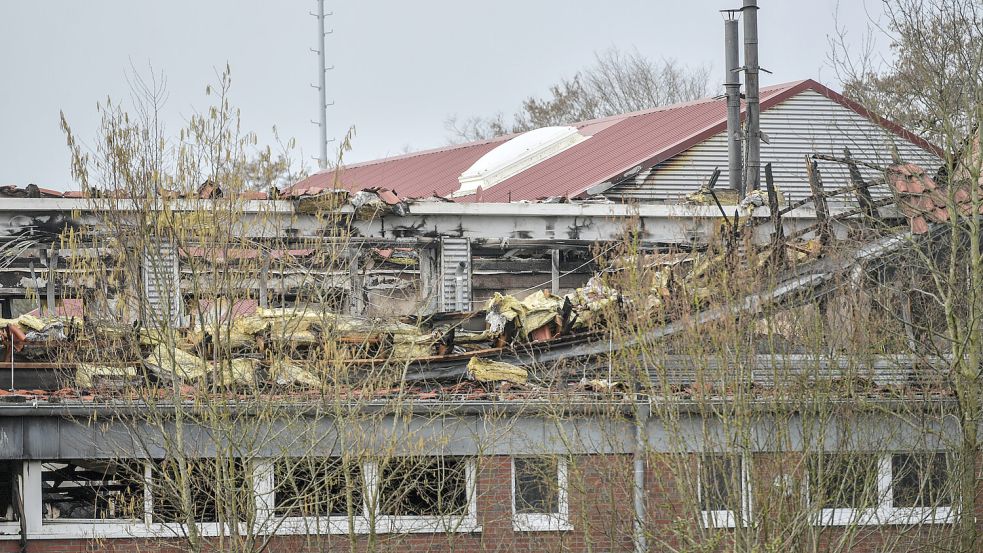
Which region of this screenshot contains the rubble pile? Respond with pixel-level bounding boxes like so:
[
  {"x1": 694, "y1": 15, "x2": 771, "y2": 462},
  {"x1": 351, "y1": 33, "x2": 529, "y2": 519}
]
[{"x1": 0, "y1": 276, "x2": 623, "y2": 391}]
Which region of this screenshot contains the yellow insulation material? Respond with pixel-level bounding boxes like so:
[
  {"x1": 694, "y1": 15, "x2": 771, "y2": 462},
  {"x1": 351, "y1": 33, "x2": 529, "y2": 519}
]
[
  {"x1": 467, "y1": 357, "x2": 528, "y2": 384},
  {"x1": 391, "y1": 333, "x2": 437, "y2": 360},
  {"x1": 144, "y1": 344, "x2": 208, "y2": 381},
  {"x1": 75, "y1": 364, "x2": 138, "y2": 388},
  {"x1": 216, "y1": 358, "x2": 258, "y2": 387},
  {"x1": 269, "y1": 360, "x2": 321, "y2": 387},
  {"x1": 518, "y1": 290, "x2": 564, "y2": 338},
  {"x1": 15, "y1": 314, "x2": 46, "y2": 331},
  {"x1": 485, "y1": 290, "x2": 565, "y2": 339}
]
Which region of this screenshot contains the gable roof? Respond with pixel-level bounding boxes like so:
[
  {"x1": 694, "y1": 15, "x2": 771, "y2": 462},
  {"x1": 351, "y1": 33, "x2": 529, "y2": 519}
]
[{"x1": 288, "y1": 79, "x2": 939, "y2": 202}]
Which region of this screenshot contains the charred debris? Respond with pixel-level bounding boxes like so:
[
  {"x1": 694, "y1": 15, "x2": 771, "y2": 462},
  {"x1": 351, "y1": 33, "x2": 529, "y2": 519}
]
[{"x1": 0, "y1": 147, "x2": 977, "y2": 402}]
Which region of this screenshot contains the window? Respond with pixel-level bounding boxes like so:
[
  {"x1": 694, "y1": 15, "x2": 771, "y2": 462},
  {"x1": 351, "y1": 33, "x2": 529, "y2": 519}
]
[
  {"x1": 699, "y1": 454, "x2": 749, "y2": 528},
  {"x1": 377, "y1": 457, "x2": 469, "y2": 517},
  {"x1": 152, "y1": 459, "x2": 250, "y2": 524},
  {"x1": 0, "y1": 462, "x2": 18, "y2": 523},
  {"x1": 807, "y1": 452, "x2": 953, "y2": 525},
  {"x1": 15, "y1": 456, "x2": 481, "y2": 538},
  {"x1": 262, "y1": 456, "x2": 479, "y2": 534},
  {"x1": 807, "y1": 454, "x2": 880, "y2": 511},
  {"x1": 891, "y1": 453, "x2": 951, "y2": 509},
  {"x1": 512, "y1": 456, "x2": 570, "y2": 532},
  {"x1": 273, "y1": 458, "x2": 363, "y2": 518},
  {"x1": 40, "y1": 460, "x2": 144, "y2": 522}
]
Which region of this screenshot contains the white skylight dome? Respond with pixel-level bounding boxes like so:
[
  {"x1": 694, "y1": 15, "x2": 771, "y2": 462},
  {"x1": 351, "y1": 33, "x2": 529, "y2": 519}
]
[{"x1": 455, "y1": 126, "x2": 588, "y2": 197}]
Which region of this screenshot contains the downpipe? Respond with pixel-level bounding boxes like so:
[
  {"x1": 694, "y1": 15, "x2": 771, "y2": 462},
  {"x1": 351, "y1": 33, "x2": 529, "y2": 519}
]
[{"x1": 633, "y1": 398, "x2": 649, "y2": 553}]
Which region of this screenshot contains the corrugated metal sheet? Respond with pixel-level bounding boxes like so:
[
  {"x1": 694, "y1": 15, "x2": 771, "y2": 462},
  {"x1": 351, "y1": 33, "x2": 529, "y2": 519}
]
[
  {"x1": 142, "y1": 239, "x2": 182, "y2": 327},
  {"x1": 439, "y1": 237, "x2": 471, "y2": 311},
  {"x1": 606, "y1": 89, "x2": 941, "y2": 206}
]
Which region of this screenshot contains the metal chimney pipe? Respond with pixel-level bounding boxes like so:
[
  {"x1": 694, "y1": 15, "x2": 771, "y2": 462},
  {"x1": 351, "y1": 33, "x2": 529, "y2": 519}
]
[
  {"x1": 742, "y1": 0, "x2": 760, "y2": 193},
  {"x1": 724, "y1": 16, "x2": 743, "y2": 193}
]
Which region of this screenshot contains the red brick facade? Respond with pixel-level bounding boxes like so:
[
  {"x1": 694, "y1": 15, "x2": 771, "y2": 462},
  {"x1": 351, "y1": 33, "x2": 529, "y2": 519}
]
[{"x1": 0, "y1": 454, "x2": 973, "y2": 553}]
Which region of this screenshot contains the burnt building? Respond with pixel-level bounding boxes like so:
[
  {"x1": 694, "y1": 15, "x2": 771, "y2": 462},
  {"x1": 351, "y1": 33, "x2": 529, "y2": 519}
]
[{"x1": 0, "y1": 81, "x2": 975, "y2": 553}]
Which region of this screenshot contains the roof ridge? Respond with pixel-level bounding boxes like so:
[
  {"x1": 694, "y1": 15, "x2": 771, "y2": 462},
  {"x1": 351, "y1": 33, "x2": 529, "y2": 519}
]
[{"x1": 575, "y1": 79, "x2": 814, "y2": 125}]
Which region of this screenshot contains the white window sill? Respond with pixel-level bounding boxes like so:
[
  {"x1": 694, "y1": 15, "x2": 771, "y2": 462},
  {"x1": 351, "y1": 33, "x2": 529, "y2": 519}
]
[
  {"x1": 701, "y1": 510, "x2": 747, "y2": 529},
  {"x1": 17, "y1": 521, "x2": 239, "y2": 540},
  {"x1": 270, "y1": 515, "x2": 482, "y2": 535},
  {"x1": 814, "y1": 507, "x2": 955, "y2": 526},
  {"x1": 882, "y1": 507, "x2": 955, "y2": 525},
  {"x1": 374, "y1": 515, "x2": 481, "y2": 534},
  {"x1": 513, "y1": 514, "x2": 572, "y2": 532},
  {"x1": 0, "y1": 516, "x2": 482, "y2": 540},
  {"x1": 258, "y1": 516, "x2": 364, "y2": 535}
]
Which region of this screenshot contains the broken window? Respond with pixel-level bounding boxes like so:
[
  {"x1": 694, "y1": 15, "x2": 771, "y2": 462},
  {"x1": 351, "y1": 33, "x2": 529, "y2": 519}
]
[
  {"x1": 808, "y1": 454, "x2": 880, "y2": 510},
  {"x1": 152, "y1": 458, "x2": 250, "y2": 524},
  {"x1": 511, "y1": 456, "x2": 570, "y2": 532},
  {"x1": 377, "y1": 457, "x2": 469, "y2": 517},
  {"x1": 274, "y1": 458, "x2": 364, "y2": 518},
  {"x1": 0, "y1": 462, "x2": 18, "y2": 522},
  {"x1": 40, "y1": 460, "x2": 144, "y2": 521},
  {"x1": 699, "y1": 455, "x2": 744, "y2": 513},
  {"x1": 892, "y1": 452, "x2": 951, "y2": 509},
  {"x1": 513, "y1": 457, "x2": 560, "y2": 515}
]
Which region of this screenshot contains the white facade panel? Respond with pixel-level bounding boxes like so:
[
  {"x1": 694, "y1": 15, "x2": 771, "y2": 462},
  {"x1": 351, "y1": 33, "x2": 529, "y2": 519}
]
[{"x1": 605, "y1": 89, "x2": 940, "y2": 207}]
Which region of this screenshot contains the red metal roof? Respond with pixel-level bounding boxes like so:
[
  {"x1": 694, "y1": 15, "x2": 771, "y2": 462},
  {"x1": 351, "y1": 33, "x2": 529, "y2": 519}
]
[
  {"x1": 288, "y1": 80, "x2": 939, "y2": 202},
  {"x1": 287, "y1": 135, "x2": 513, "y2": 198}
]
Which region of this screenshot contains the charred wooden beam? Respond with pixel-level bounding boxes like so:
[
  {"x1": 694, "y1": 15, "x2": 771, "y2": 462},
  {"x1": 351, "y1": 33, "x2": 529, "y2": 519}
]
[
  {"x1": 764, "y1": 163, "x2": 785, "y2": 265},
  {"x1": 844, "y1": 148, "x2": 878, "y2": 220},
  {"x1": 764, "y1": 163, "x2": 784, "y2": 243},
  {"x1": 472, "y1": 273, "x2": 588, "y2": 292},
  {"x1": 810, "y1": 153, "x2": 885, "y2": 172},
  {"x1": 805, "y1": 157, "x2": 832, "y2": 246},
  {"x1": 472, "y1": 258, "x2": 590, "y2": 273},
  {"x1": 783, "y1": 196, "x2": 896, "y2": 243},
  {"x1": 551, "y1": 249, "x2": 560, "y2": 294},
  {"x1": 705, "y1": 168, "x2": 733, "y2": 230}
]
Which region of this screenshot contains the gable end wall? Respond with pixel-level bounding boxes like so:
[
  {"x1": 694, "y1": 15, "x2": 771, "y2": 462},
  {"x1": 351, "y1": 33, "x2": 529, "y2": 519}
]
[{"x1": 605, "y1": 89, "x2": 940, "y2": 206}]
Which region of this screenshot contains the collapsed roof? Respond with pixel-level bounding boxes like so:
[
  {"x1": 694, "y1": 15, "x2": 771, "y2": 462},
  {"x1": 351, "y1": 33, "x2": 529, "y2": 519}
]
[{"x1": 0, "y1": 82, "x2": 975, "y2": 405}]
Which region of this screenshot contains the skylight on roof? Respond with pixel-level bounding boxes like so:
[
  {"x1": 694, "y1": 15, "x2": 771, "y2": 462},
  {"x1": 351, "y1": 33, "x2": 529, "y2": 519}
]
[{"x1": 454, "y1": 126, "x2": 587, "y2": 197}]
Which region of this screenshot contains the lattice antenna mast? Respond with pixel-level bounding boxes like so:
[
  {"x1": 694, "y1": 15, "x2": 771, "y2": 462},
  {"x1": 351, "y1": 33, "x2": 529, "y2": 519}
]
[{"x1": 311, "y1": 0, "x2": 335, "y2": 169}]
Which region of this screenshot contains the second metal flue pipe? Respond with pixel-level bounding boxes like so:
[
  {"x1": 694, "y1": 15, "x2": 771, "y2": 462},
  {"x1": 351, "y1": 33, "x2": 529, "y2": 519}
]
[
  {"x1": 724, "y1": 15, "x2": 743, "y2": 194},
  {"x1": 743, "y1": 0, "x2": 761, "y2": 194}
]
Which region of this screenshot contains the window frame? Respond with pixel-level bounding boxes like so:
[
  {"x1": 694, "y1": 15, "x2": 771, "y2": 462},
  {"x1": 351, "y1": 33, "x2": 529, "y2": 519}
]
[
  {"x1": 14, "y1": 460, "x2": 250, "y2": 540},
  {"x1": 0, "y1": 461, "x2": 21, "y2": 536},
  {"x1": 148, "y1": 457, "x2": 254, "y2": 529},
  {"x1": 698, "y1": 453, "x2": 751, "y2": 529},
  {"x1": 37, "y1": 460, "x2": 148, "y2": 526},
  {"x1": 256, "y1": 457, "x2": 370, "y2": 535},
  {"x1": 808, "y1": 452, "x2": 955, "y2": 526},
  {"x1": 511, "y1": 456, "x2": 571, "y2": 532},
  {"x1": 884, "y1": 452, "x2": 955, "y2": 525},
  {"x1": 3, "y1": 456, "x2": 482, "y2": 540},
  {"x1": 257, "y1": 456, "x2": 480, "y2": 535},
  {"x1": 366, "y1": 456, "x2": 480, "y2": 534}
]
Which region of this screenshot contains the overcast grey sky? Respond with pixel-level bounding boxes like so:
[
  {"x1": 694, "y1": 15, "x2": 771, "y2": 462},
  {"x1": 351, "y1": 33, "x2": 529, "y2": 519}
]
[{"x1": 0, "y1": 1, "x2": 887, "y2": 190}]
